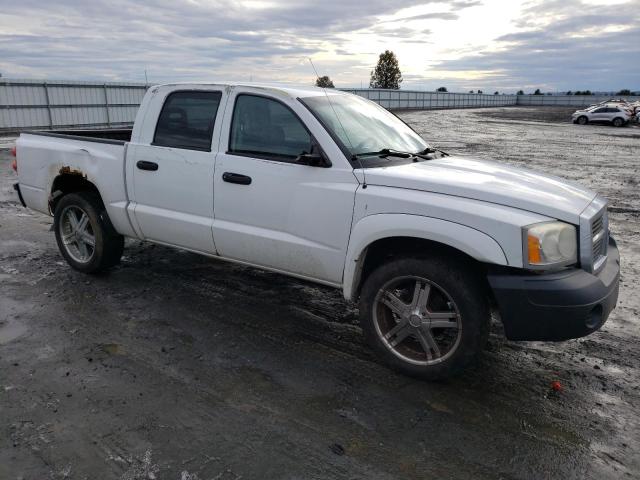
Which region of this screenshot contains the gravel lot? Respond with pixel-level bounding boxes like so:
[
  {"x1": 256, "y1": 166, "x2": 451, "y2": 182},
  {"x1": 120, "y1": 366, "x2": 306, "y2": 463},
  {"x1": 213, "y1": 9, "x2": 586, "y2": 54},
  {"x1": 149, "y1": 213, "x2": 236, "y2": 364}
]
[{"x1": 1, "y1": 106, "x2": 639, "y2": 479}]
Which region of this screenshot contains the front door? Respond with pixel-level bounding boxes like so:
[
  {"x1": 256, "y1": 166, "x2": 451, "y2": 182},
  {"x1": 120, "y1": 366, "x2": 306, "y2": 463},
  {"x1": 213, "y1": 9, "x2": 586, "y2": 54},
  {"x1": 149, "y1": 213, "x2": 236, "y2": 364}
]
[
  {"x1": 590, "y1": 107, "x2": 608, "y2": 122},
  {"x1": 129, "y1": 90, "x2": 224, "y2": 253},
  {"x1": 212, "y1": 92, "x2": 358, "y2": 284}
]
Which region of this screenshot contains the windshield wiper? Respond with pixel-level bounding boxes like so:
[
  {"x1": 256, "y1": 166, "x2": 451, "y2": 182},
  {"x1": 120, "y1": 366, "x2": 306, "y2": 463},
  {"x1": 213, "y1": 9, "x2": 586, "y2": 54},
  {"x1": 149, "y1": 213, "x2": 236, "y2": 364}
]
[
  {"x1": 354, "y1": 148, "x2": 413, "y2": 159},
  {"x1": 418, "y1": 147, "x2": 450, "y2": 157},
  {"x1": 353, "y1": 147, "x2": 448, "y2": 161}
]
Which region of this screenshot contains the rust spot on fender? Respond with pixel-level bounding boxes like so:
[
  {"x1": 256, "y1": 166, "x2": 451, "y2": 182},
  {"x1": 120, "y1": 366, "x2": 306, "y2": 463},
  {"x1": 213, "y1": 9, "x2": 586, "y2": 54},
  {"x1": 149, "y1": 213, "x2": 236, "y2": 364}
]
[{"x1": 58, "y1": 166, "x2": 87, "y2": 178}]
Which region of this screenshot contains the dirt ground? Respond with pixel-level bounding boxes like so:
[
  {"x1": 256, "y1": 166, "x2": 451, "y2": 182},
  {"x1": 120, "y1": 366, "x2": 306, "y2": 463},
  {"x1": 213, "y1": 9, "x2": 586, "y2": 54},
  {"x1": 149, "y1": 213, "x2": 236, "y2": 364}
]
[{"x1": 1, "y1": 106, "x2": 639, "y2": 480}]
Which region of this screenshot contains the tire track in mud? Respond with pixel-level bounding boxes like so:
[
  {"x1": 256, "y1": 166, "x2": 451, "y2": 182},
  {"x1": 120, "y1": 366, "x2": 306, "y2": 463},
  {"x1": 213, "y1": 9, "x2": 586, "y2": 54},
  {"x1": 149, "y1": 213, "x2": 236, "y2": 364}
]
[
  {"x1": 2, "y1": 237, "x2": 612, "y2": 478},
  {"x1": 2, "y1": 115, "x2": 640, "y2": 478}
]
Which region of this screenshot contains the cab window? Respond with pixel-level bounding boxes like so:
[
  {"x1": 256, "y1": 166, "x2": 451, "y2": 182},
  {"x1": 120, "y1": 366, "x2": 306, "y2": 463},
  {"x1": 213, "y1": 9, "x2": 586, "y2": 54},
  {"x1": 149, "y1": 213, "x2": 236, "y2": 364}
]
[
  {"x1": 229, "y1": 94, "x2": 312, "y2": 161},
  {"x1": 153, "y1": 91, "x2": 222, "y2": 151}
]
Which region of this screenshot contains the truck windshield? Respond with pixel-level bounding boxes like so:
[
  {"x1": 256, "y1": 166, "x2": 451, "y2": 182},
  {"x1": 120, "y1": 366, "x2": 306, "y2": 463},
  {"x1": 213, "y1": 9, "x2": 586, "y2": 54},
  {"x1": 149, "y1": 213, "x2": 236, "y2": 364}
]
[{"x1": 300, "y1": 94, "x2": 428, "y2": 158}]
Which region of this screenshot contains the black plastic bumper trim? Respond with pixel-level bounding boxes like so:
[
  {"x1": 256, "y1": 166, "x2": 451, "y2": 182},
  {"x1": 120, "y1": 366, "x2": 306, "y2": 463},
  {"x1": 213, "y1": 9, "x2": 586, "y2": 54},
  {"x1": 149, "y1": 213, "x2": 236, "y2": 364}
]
[{"x1": 488, "y1": 237, "x2": 620, "y2": 341}]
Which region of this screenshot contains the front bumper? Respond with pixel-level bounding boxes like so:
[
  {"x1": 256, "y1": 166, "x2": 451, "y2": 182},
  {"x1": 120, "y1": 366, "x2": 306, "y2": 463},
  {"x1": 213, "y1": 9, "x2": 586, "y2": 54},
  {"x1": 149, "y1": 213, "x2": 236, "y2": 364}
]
[{"x1": 488, "y1": 237, "x2": 620, "y2": 341}]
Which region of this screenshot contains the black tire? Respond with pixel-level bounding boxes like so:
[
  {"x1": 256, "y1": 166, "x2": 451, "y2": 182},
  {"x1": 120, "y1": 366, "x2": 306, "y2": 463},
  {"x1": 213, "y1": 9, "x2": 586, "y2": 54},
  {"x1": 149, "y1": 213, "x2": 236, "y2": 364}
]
[
  {"x1": 612, "y1": 117, "x2": 624, "y2": 127},
  {"x1": 53, "y1": 191, "x2": 124, "y2": 273},
  {"x1": 577, "y1": 116, "x2": 588, "y2": 125},
  {"x1": 359, "y1": 257, "x2": 490, "y2": 380}
]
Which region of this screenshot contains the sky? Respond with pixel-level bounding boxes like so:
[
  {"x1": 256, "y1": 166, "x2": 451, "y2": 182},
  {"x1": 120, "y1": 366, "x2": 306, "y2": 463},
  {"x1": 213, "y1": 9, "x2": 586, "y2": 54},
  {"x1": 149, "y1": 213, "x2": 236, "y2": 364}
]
[{"x1": 0, "y1": 0, "x2": 638, "y2": 93}]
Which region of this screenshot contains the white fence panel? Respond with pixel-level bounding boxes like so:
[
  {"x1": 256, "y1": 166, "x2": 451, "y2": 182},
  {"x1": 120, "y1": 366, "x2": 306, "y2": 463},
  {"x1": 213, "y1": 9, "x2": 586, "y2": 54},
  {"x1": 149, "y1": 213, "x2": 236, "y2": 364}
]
[
  {"x1": 517, "y1": 94, "x2": 640, "y2": 106},
  {"x1": 2, "y1": 79, "x2": 637, "y2": 131},
  {"x1": 1, "y1": 78, "x2": 149, "y2": 131},
  {"x1": 340, "y1": 89, "x2": 518, "y2": 110}
]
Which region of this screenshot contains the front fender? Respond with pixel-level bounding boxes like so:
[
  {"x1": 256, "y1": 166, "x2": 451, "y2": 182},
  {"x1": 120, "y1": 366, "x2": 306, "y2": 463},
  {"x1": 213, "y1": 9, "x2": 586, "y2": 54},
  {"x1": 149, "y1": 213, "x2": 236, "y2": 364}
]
[{"x1": 342, "y1": 213, "x2": 508, "y2": 300}]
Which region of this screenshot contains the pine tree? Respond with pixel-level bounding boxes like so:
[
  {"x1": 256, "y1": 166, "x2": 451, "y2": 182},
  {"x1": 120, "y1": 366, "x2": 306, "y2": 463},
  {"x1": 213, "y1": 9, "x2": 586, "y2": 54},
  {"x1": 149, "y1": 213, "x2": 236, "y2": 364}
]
[
  {"x1": 315, "y1": 76, "x2": 335, "y2": 88},
  {"x1": 369, "y1": 50, "x2": 403, "y2": 90}
]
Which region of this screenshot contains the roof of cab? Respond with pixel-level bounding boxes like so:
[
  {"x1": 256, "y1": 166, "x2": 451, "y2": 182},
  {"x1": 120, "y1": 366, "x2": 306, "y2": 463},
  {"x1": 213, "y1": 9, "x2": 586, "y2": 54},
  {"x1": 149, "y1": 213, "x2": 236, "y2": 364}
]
[{"x1": 154, "y1": 82, "x2": 347, "y2": 99}]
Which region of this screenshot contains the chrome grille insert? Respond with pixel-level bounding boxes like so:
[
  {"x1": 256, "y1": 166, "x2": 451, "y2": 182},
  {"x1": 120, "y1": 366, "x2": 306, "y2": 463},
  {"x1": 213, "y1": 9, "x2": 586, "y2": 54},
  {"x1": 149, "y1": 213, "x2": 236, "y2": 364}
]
[
  {"x1": 580, "y1": 197, "x2": 608, "y2": 274},
  {"x1": 591, "y1": 216, "x2": 603, "y2": 237},
  {"x1": 591, "y1": 210, "x2": 608, "y2": 270}
]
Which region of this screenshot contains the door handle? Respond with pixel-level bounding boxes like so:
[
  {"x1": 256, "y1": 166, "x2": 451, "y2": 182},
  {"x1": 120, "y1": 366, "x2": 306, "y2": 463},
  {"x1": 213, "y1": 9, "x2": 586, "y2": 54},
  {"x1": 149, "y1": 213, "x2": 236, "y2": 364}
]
[
  {"x1": 222, "y1": 172, "x2": 252, "y2": 185},
  {"x1": 137, "y1": 160, "x2": 159, "y2": 171}
]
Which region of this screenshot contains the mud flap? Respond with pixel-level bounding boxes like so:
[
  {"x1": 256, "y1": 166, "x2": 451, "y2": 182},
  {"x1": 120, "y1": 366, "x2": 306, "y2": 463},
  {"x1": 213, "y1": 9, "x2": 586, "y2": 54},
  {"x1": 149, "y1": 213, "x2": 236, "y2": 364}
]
[{"x1": 13, "y1": 183, "x2": 27, "y2": 207}]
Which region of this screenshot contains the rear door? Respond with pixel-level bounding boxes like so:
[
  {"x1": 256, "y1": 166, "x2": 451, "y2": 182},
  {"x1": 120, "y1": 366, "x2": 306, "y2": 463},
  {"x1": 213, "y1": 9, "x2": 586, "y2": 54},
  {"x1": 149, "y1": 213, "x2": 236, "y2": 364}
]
[
  {"x1": 128, "y1": 89, "x2": 225, "y2": 253},
  {"x1": 212, "y1": 90, "x2": 358, "y2": 284},
  {"x1": 602, "y1": 107, "x2": 616, "y2": 122},
  {"x1": 611, "y1": 107, "x2": 628, "y2": 121}
]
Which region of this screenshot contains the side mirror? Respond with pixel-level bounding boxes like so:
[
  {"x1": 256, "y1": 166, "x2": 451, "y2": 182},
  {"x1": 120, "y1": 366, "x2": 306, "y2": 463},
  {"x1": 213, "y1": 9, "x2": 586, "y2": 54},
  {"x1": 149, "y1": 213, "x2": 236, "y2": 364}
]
[
  {"x1": 295, "y1": 143, "x2": 332, "y2": 168},
  {"x1": 296, "y1": 152, "x2": 330, "y2": 167}
]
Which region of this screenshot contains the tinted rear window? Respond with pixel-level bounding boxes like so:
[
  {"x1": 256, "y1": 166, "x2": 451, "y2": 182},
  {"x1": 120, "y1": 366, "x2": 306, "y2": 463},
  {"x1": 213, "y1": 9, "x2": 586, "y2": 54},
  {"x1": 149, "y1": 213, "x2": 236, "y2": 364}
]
[{"x1": 154, "y1": 91, "x2": 222, "y2": 151}]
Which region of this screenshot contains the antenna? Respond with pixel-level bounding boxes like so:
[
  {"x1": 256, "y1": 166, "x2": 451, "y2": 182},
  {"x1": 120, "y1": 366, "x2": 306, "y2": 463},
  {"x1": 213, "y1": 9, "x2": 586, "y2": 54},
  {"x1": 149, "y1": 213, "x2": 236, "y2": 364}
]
[{"x1": 308, "y1": 58, "x2": 367, "y2": 189}]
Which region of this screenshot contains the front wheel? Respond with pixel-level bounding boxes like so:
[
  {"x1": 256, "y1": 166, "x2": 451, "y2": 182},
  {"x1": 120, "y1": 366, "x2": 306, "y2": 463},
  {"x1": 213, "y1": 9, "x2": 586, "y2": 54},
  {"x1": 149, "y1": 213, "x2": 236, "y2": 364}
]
[
  {"x1": 54, "y1": 192, "x2": 124, "y2": 273},
  {"x1": 359, "y1": 257, "x2": 490, "y2": 380},
  {"x1": 577, "y1": 116, "x2": 588, "y2": 125}
]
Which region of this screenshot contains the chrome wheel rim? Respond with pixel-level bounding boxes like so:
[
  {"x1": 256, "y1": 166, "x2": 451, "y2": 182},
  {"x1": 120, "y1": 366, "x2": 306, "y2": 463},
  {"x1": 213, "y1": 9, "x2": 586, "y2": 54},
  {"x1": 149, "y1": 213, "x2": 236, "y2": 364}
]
[
  {"x1": 373, "y1": 276, "x2": 462, "y2": 366},
  {"x1": 59, "y1": 206, "x2": 95, "y2": 263}
]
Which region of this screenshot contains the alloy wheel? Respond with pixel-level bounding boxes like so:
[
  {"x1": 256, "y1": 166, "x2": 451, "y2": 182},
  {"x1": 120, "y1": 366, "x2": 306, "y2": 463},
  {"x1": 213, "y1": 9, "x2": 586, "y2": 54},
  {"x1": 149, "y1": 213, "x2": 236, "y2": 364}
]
[
  {"x1": 373, "y1": 276, "x2": 462, "y2": 366},
  {"x1": 59, "y1": 205, "x2": 96, "y2": 263}
]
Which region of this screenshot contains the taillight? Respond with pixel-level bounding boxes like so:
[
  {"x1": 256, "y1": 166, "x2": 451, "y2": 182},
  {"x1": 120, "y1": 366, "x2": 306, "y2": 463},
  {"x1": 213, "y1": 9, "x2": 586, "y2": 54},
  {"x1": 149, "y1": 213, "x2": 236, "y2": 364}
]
[{"x1": 11, "y1": 146, "x2": 17, "y2": 172}]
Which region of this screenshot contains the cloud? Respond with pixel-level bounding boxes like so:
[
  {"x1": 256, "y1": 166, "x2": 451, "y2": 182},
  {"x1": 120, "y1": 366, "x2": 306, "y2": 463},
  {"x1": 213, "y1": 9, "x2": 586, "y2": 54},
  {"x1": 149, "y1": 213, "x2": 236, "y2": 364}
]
[
  {"x1": 0, "y1": 0, "x2": 451, "y2": 84},
  {"x1": 0, "y1": 0, "x2": 637, "y2": 91},
  {"x1": 383, "y1": 11, "x2": 459, "y2": 22},
  {"x1": 450, "y1": 0, "x2": 483, "y2": 7},
  {"x1": 426, "y1": 0, "x2": 640, "y2": 91}
]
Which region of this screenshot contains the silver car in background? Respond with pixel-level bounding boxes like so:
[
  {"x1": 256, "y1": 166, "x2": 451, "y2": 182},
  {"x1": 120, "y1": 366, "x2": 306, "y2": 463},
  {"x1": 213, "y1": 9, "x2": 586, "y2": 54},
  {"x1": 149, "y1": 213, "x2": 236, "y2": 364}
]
[{"x1": 572, "y1": 104, "x2": 632, "y2": 127}]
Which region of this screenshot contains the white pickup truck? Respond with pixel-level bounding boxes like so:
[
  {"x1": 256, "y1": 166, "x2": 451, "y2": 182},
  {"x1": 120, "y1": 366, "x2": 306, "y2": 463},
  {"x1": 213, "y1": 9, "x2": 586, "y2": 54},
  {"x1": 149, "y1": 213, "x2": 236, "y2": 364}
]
[{"x1": 13, "y1": 83, "x2": 620, "y2": 379}]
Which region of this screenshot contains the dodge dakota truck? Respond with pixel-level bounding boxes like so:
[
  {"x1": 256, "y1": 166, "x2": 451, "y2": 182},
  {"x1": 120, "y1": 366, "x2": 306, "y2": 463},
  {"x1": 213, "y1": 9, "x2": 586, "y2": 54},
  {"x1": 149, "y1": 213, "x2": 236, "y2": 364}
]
[{"x1": 12, "y1": 83, "x2": 620, "y2": 379}]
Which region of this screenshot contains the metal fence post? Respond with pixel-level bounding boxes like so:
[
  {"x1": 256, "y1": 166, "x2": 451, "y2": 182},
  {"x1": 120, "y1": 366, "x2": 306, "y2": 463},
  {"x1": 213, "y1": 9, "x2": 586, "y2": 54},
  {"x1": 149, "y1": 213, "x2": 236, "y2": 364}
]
[
  {"x1": 103, "y1": 84, "x2": 111, "y2": 127},
  {"x1": 43, "y1": 82, "x2": 53, "y2": 128}
]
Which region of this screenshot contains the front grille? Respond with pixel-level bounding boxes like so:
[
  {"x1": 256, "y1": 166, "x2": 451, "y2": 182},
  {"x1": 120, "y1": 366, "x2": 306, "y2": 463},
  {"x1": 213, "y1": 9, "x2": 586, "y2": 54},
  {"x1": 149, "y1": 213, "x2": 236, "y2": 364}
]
[
  {"x1": 591, "y1": 215, "x2": 603, "y2": 237},
  {"x1": 580, "y1": 197, "x2": 608, "y2": 273},
  {"x1": 590, "y1": 210, "x2": 608, "y2": 270}
]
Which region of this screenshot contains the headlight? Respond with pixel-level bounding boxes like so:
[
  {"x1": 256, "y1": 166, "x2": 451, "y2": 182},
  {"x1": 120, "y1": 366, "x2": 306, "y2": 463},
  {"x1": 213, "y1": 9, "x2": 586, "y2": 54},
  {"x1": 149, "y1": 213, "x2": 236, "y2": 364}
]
[{"x1": 523, "y1": 221, "x2": 577, "y2": 269}]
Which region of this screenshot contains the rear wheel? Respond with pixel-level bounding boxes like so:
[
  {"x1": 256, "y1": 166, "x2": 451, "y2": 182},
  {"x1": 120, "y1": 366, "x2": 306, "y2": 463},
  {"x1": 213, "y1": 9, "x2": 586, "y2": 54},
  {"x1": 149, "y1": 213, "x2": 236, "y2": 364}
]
[
  {"x1": 612, "y1": 117, "x2": 625, "y2": 127},
  {"x1": 359, "y1": 257, "x2": 490, "y2": 380},
  {"x1": 54, "y1": 192, "x2": 124, "y2": 273},
  {"x1": 577, "y1": 116, "x2": 588, "y2": 125}
]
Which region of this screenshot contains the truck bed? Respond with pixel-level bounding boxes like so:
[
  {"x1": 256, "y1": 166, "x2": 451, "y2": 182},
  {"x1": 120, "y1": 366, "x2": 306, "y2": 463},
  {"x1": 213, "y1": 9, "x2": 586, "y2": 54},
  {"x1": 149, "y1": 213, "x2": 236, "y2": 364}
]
[
  {"x1": 27, "y1": 128, "x2": 133, "y2": 144},
  {"x1": 16, "y1": 130, "x2": 133, "y2": 237}
]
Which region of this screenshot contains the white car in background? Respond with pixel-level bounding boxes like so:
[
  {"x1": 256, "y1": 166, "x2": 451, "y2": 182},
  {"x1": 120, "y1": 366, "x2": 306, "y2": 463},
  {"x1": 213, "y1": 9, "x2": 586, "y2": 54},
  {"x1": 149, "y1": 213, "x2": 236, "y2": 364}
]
[{"x1": 572, "y1": 104, "x2": 632, "y2": 127}]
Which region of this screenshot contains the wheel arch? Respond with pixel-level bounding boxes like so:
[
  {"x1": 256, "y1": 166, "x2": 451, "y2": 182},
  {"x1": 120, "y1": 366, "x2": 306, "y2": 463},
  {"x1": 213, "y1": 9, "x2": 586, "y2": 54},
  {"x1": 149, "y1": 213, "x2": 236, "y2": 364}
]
[
  {"x1": 49, "y1": 173, "x2": 103, "y2": 214},
  {"x1": 52, "y1": 188, "x2": 125, "y2": 273},
  {"x1": 343, "y1": 214, "x2": 508, "y2": 301}
]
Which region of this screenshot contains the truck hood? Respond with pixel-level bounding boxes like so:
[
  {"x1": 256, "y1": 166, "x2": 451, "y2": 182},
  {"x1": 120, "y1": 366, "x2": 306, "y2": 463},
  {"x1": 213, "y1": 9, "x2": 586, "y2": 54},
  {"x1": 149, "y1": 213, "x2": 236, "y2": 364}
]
[{"x1": 362, "y1": 156, "x2": 597, "y2": 223}]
